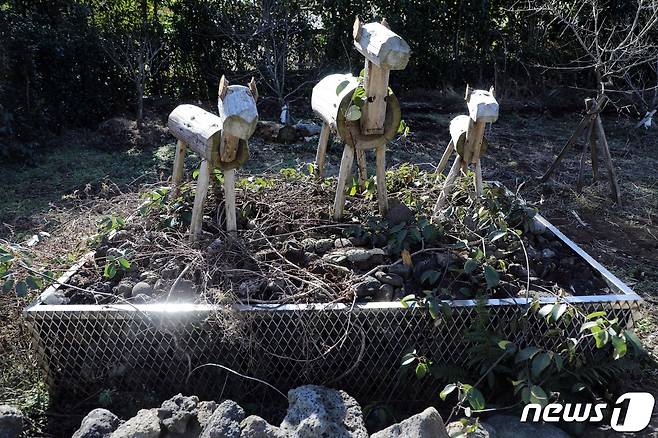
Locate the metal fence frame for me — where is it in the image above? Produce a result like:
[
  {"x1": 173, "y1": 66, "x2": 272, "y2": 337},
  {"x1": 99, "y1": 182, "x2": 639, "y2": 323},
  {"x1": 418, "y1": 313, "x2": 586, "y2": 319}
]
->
[{"x1": 23, "y1": 212, "x2": 642, "y2": 403}]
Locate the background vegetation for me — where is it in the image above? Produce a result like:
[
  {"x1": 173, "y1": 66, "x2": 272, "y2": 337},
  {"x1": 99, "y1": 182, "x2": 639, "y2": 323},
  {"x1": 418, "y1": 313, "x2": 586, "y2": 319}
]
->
[{"x1": 2, "y1": 0, "x2": 656, "y2": 162}]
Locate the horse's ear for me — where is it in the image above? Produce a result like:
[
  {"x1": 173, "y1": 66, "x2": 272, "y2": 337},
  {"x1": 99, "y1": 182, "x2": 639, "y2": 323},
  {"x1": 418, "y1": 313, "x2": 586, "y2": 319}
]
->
[
  {"x1": 353, "y1": 16, "x2": 362, "y2": 41},
  {"x1": 464, "y1": 84, "x2": 471, "y2": 101},
  {"x1": 248, "y1": 77, "x2": 259, "y2": 102},
  {"x1": 218, "y1": 75, "x2": 229, "y2": 100},
  {"x1": 380, "y1": 18, "x2": 390, "y2": 29},
  {"x1": 489, "y1": 85, "x2": 495, "y2": 97}
]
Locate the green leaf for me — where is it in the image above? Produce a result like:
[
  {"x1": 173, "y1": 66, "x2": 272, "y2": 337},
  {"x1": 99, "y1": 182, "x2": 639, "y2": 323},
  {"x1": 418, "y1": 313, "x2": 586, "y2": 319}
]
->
[
  {"x1": 593, "y1": 329, "x2": 609, "y2": 348},
  {"x1": 464, "y1": 259, "x2": 478, "y2": 275},
  {"x1": 551, "y1": 303, "x2": 567, "y2": 322},
  {"x1": 572, "y1": 382, "x2": 587, "y2": 392},
  {"x1": 26, "y1": 275, "x2": 42, "y2": 290},
  {"x1": 466, "y1": 387, "x2": 485, "y2": 410},
  {"x1": 401, "y1": 352, "x2": 416, "y2": 366},
  {"x1": 483, "y1": 265, "x2": 500, "y2": 289},
  {"x1": 415, "y1": 362, "x2": 428, "y2": 378},
  {"x1": 538, "y1": 304, "x2": 553, "y2": 318},
  {"x1": 2, "y1": 278, "x2": 15, "y2": 293},
  {"x1": 400, "y1": 294, "x2": 416, "y2": 308},
  {"x1": 531, "y1": 352, "x2": 552, "y2": 378},
  {"x1": 104, "y1": 263, "x2": 117, "y2": 279},
  {"x1": 554, "y1": 354, "x2": 564, "y2": 372},
  {"x1": 515, "y1": 346, "x2": 541, "y2": 363},
  {"x1": 420, "y1": 270, "x2": 440, "y2": 285},
  {"x1": 586, "y1": 311, "x2": 607, "y2": 320},
  {"x1": 345, "y1": 105, "x2": 362, "y2": 121},
  {"x1": 15, "y1": 280, "x2": 28, "y2": 297},
  {"x1": 624, "y1": 330, "x2": 643, "y2": 352},
  {"x1": 336, "y1": 80, "x2": 350, "y2": 95},
  {"x1": 118, "y1": 257, "x2": 131, "y2": 269},
  {"x1": 611, "y1": 335, "x2": 627, "y2": 359},
  {"x1": 498, "y1": 340, "x2": 517, "y2": 353},
  {"x1": 530, "y1": 385, "x2": 548, "y2": 406},
  {"x1": 489, "y1": 230, "x2": 506, "y2": 243},
  {"x1": 580, "y1": 321, "x2": 598, "y2": 332},
  {"x1": 440, "y1": 383, "x2": 457, "y2": 401}
]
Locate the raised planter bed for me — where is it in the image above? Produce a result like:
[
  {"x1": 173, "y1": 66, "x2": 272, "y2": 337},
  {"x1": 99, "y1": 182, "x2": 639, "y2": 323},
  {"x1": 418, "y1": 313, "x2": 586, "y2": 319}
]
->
[{"x1": 23, "y1": 211, "x2": 641, "y2": 404}]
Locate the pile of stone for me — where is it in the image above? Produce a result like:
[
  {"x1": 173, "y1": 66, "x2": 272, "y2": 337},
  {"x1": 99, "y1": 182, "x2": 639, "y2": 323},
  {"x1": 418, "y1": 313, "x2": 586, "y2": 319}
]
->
[{"x1": 0, "y1": 385, "x2": 576, "y2": 438}]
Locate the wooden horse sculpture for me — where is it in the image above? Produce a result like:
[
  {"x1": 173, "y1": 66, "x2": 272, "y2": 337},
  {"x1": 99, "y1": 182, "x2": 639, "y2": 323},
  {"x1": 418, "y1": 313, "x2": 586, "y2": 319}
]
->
[
  {"x1": 434, "y1": 87, "x2": 499, "y2": 214},
  {"x1": 167, "y1": 76, "x2": 259, "y2": 240},
  {"x1": 312, "y1": 18, "x2": 411, "y2": 220}
]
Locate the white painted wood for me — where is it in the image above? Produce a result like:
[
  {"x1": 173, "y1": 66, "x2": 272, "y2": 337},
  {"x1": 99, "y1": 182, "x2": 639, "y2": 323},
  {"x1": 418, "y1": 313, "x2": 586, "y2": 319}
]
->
[
  {"x1": 449, "y1": 115, "x2": 471, "y2": 154},
  {"x1": 353, "y1": 21, "x2": 411, "y2": 70},
  {"x1": 189, "y1": 160, "x2": 211, "y2": 241},
  {"x1": 467, "y1": 89, "x2": 499, "y2": 123},
  {"x1": 171, "y1": 140, "x2": 187, "y2": 197},
  {"x1": 375, "y1": 144, "x2": 389, "y2": 215},
  {"x1": 218, "y1": 85, "x2": 259, "y2": 140},
  {"x1": 333, "y1": 145, "x2": 355, "y2": 220},
  {"x1": 168, "y1": 104, "x2": 222, "y2": 165},
  {"x1": 315, "y1": 122, "x2": 330, "y2": 178},
  {"x1": 311, "y1": 74, "x2": 359, "y2": 131},
  {"x1": 223, "y1": 168, "x2": 237, "y2": 234}
]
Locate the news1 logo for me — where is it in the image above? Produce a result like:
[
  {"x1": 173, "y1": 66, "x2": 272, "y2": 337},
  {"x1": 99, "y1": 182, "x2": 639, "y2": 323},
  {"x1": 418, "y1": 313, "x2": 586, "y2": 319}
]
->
[{"x1": 521, "y1": 392, "x2": 655, "y2": 432}]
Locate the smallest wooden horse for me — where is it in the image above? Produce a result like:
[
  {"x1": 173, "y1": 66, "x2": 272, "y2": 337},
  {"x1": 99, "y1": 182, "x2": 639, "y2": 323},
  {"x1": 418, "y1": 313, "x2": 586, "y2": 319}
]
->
[
  {"x1": 168, "y1": 76, "x2": 258, "y2": 240},
  {"x1": 434, "y1": 87, "x2": 499, "y2": 214}
]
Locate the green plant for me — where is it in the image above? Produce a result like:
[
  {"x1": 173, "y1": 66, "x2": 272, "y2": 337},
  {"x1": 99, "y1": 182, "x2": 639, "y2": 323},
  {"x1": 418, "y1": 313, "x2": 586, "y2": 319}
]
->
[
  {"x1": 103, "y1": 249, "x2": 131, "y2": 279},
  {"x1": 0, "y1": 243, "x2": 50, "y2": 298}
]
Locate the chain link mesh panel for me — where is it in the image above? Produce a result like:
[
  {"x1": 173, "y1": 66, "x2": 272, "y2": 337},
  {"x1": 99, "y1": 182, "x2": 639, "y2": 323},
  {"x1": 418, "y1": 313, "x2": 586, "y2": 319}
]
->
[{"x1": 24, "y1": 299, "x2": 639, "y2": 403}]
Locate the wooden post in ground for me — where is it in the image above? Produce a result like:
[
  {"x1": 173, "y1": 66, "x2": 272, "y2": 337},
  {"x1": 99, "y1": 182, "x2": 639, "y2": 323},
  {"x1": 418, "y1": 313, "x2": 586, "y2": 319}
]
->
[
  {"x1": 171, "y1": 140, "x2": 187, "y2": 198},
  {"x1": 315, "y1": 122, "x2": 330, "y2": 178},
  {"x1": 333, "y1": 145, "x2": 355, "y2": 219},
  {"x1": 593, "y1": 114, "x2": 622, "y2": 206}
]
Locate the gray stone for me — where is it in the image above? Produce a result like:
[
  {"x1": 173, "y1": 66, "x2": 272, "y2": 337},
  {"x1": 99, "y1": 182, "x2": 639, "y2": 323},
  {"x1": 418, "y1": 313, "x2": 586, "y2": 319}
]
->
[
  {"x1": 131, "y1": 282, "x2": 153, "y2": 297},
  {"x1": 354, "y1": 276, "x2": 381, "y2": 297},
  {"x1": 110, "y1": 409, "x2": 160, "y2": 438},
  {"x1": 529, "y1": 221, "x2": 546, "y2": 235},
  {"x1": 115, "y1": 280, "x2": 135, "y2": 298},
  {"x1": 139, "y1": 271, "x2": 159, "y2": 284},
  {"x1": 446, "y1": 420, "x2": 495, "y2": 438},
  {"x1": 72, "y1": 408, "x2": 121, "y2": 438},
  {"x1": 370, "y1": 407, "x2": 448, "y2": 438},
  {"x1": 162, "y1": 264, "x2": 180, "y2": 280},
  {"x1": 281, "y1": 385, "x2": 367, "y2": 438},
  {"x1": 106, "y1": 248, "x2": 124, "y2": 260},
  {"x1": 240, "y1": 416, "x2": 288, "y2": 438},
  {"x1": 157, "y1": 393, "x2": 199, "y2": 434},
  {"x1": 374, "y1": 271, "x2": 403, "y2": 287},
  {"x1": 345, "y1": 248, "x2": 385, "y2": 264},
  {"x1": 484, "y1": 415, "x2": 570, "y2": 438},
  {"x1": 334, "y1": 238, "x2": 353, "y2": 249},
  {"x1": 196, "y1": 401, "x2": 218, "y2": 429},
  {"x1": 385, "y1": 200, "x2": 414, "y2": 225},
  {"x1": 541, "y1": 248, "x2": 556, "y2": 259},
  {"x1": 375, "y1": 284, "x2": 395, "y2": 301},
  {"x1": 315, "y1": 239, "x2": 334, "y2": 254},
  {"x1": 41, "y1": 290, "x2": 69, "y2": 305},
  {"x1": 322, "y1": 252, "x2": 349, "y2": 266},
  {"x1": 388, "y1": 264, "x2": 412, "y2": 279},
  {"x1": 0, "y1": 405, "x2": 23, "y2": 438},
  {"x1": 130, "y1": 294, "x2": 152, "y2": 304},
  {"x1": 207, "y1": 238, "x2": 225, "y2": 255},
  {"x1": 108, "y1": 230, "x2": 130, "y2": 243},
  {"x1": 300, "y1": 238, "x2": 317, "y2": 253},
  {"x1": 200, "y1": 400, "x2": 245, "y2": 438}
]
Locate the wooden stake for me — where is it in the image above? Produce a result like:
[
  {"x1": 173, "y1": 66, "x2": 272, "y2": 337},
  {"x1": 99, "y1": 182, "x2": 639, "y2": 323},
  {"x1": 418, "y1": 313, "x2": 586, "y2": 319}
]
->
[
  {"x1": 375, "y1": 144, "x2": 389, "y2": 215},
  {"x1": 171, "y1": 140, "x2": 187, "y2": 198},
  {"x1": 590, "y1": 120, "x2": 599, "y2": 181},
  {"x1": 469, "y1": 120, "x2": 487, "y2": 197},
  {"x1": 435, "y1": 156, "x2": 463, "y2": 214},
  {"x1": 539, "y1": 116, "x2": 590, "y2": 182},
  {"x1": 593, "y1": 115, "x2": 622, "y2": 206},
  {"x1": 356, "y1": 149, "x2": 368, "y2": 190},
  {"x1": 189, "y1": 160, "x2": 211, "y2": 241},
  {"x1": 436, "y1": 140, "x2": 455, "y2": 176},
  {"x1": 333, "y1": 145, "x2": 355, "y2": 220},
  {"x1": 474, "y1": 159, "x2": 483, "y2": 197},
  {"x1": 223, "y1": 168, "x2": 237, "y2": 234},
  {"x1": 315, "y1": 122, "x2": 330, "y2": 178}
]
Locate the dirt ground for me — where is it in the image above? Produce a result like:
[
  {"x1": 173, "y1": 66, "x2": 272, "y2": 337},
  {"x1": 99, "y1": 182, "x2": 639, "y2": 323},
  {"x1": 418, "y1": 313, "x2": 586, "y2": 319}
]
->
[{"x1": 1, "y1": 98, "x2": 657, "y2": 435}]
